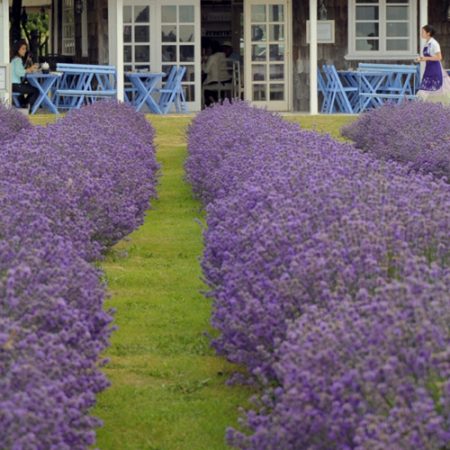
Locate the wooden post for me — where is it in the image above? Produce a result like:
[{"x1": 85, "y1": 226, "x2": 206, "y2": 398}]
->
[
  {"x1": 419, "y1": 0, "x2": 428, "y2": 77},
  {"x1": 309, "y1": 0, "x2": 318, "y2": 114},
  {"x1": 0, "y1": 0, "x2": 9, "y2": 64},
  {"x1": 108, "y1": 0, "x2": 124, "y2": 101}
]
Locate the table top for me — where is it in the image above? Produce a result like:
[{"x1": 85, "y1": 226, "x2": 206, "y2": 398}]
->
[
  {"x1": 125, "y1": 71, "x2": 165, "y2": 78},
  {"x1": 26, "y1": 71, "x2": 62, "y2": 78}
]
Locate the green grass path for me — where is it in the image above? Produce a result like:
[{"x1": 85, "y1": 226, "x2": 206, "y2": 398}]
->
[
  {"x1": 30, "y1": 113, "x2": 354, "y2": 450},
  {"x1": 92, "y1": 116, "x2": 253, "y2": 450}
]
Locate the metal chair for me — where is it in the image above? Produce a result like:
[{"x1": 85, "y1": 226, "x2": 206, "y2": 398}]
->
[
  {"x1": 158, "y1": 66, "x2": 188, "y2": 114},
  {"x1": 322, "y1": 65, "x2": 358, "y2": 114}
]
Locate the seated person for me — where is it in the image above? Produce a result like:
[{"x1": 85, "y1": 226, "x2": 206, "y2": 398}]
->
[
  {"x1": 203, "y1": 41, "x2": 231, "y2": 106},
  {"x1": 222, "y1": 42, "x2": 240, "y2": 63},
  {"x1": 10, "y1": 39, "x2": 39, "y2": 111}
]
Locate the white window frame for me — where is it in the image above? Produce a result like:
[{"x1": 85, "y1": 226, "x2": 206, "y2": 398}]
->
[
  {"x1": 62, "y1": 0, "x2": 75, "y2": 56},
  {"x1": 346, "y1": 0, "x2": 417, "y2": 60}
]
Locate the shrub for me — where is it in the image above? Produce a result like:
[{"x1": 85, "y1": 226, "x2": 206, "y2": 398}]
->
[
  {"x1": 0, "y1": 101, "x2": 159, "y2": 260},
  {"x1": 186, "y1": 102, "x2": 450, "y2": 449},
  {"x1": 0, "y1": 180, "x2": 112, "y2": 448},
  {"x1": 0, "y1": 103, "x2": 32, "y2": 143},
  {"x1": 191, "y1": 103, "x2": 450, "y2": 379},
  {"x1": 341, "y1": 102, "x2": 450, "y2": 181},
  {"x1": 0, "y1": 102, "x2": 158, "y2": 447},
  {"x1": 229, "y1": 262, "x2": 450, "y2": 450}
]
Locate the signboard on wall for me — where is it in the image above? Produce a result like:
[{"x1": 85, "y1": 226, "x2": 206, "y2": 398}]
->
[
  {"x1": 306, "y1": 20, "x2": 335, "y2": 44},
  {"x1": 0, "y1": 64, "x2": 10, "y2": 104}
]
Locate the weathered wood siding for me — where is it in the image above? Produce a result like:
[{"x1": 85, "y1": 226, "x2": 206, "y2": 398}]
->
[
  {"x1": 292, "y1": 0, "x2": 450, "y2": 111},
  {"x1": 87, "y1": 0, "x2": 108, "y2": 64}
]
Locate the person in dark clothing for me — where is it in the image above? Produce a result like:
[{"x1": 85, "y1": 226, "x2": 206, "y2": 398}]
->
[{"x1": 10, "y1": 39, "x2": 39, "y2": 111}]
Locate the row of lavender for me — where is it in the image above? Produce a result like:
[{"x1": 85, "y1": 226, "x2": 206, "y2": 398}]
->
[
  {"x1": 186, "y1": 102, "x2": 450, "y2": 449},
  {"x1": 0, "y1": 102, "x2": 158, "y2": 448},
  {"x1": 342, "y1": 101, "x2": 450, "y2": 181}
]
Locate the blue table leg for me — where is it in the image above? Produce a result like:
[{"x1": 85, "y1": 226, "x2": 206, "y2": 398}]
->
[
  {"x1": 133, "y1": 77, "x2": 162, "y2": 114},
  {"x1": 29, "y1": 77, "x2": 60, "y2": 115}
]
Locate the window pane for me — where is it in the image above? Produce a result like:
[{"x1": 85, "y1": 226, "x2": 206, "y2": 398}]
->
[
  {"x1": 135, "y1": 6, "x2": 149, "y2": 23},
  {"x1": 135, "y1": 45, "x2": 150, "y2": 62},
  {"x1": 252, "y1": 25, "x2": 266, "y2": 41},
  {"x1": 356, "y1": 22, "x2": 379, "y2": 38},
  {"x1": 162, "y1": 65, "x2": 174, "y2": 77},
  {"x1": 252, "y1": 44, "x2": 266, "y2": 61},
  {"x1": 270, "y1": 25, "x2": 284, "y2": 41},
  {"x1": 269, "y1": 5, "x2": 284, "y2": 22},
  {"x1": 387, "y1": 0, "x2": 408, "y2": 3},
  {"x1": 387, "y1": 6, "x2": 408, "y2": 20},
  {"x1": 269, "y1": 43, "x2": 284, "y2": 61},
  {"x1": 183, "y1": 65, "x2": 195, "y2": 82},
  {"x1": 184, "y1": 84, "x2": 195, "y2": 102},
  {"x1": 387, "y1": 22, "x2": 408, "y2": 37},
  {"x1": 356, "y1": 6, "x2": 379, "y2": 20},
  {"x1": 135, "y1": 64, "x2": 150, "y2": 72},
  {"x1": 356, "y1": 38, "x2": 379, "y2": 51},
  {"x1": 135, "y1": 25, "x2": 150, "y2": 43},
  {"x1": 180, "y1": 25, "x2": 195, "y2": 42},
  {"x1": 162, "y1": 5, "x2": 177, "y2": 23},
  {"x1": 253, "y1": 84, "x2": 266, "y2": 101},
  {"x1": 124, "y1": 45, "x2": 132, "y2": 63},
  {"x1": 179, "y1": 6, "x2": 194, "y2": 23},
  {"x1": 123, "y1": 25, "x2": 132, "y2": 43},
  {"x1": 270, "y1": 64, "x2": 284, "y2": 80},
  {"x1": 387, "y1": 39, "x2": 409, "y2": 51},
  {"x1": 270, "y1": 84, "x2": 284, "y2": 101},
  {"x1": 251, "y1": 5, "x2": 266, "y2": 22},
  {"x1": 252, "y1": 64, "x2": 266, "y2": 81},
  {"x1": 162, "y1": 25, "x2": 177, "y2": 42},
  {"x1": 180, "y1": 45, "x2": 195, "y2": 62},
  {"x1": 123, "y1": 6, "x2": 132, "y2": 23},
  {"x1": 356, "y1": 0, "x2": 378, "y2": 3},
  {"x1": 162, "y1": 45, "x2": 177, "y2": 62}
]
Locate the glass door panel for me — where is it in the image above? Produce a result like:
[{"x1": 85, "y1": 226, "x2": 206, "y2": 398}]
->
[
  {"x1": 244, "y1": 0, "x2": 290, "y2": 110},
  {"x1": 123, "y1": 0, "x2": 201, "y2": 112},
  {"x1": 160, "y1": 3, "x2": 198, "y2": 108}
]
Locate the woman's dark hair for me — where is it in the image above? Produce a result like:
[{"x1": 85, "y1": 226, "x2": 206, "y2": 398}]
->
[
  {"x1": 422, "y1": 25, "x2": 436, "y2": 37},
  {"x1": 11, "y1": 39, "x2": 28, "y2": 60}
]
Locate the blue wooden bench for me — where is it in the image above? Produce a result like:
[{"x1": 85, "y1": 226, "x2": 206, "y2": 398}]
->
[
  {"x1": 55, "y1": 63, "x2": 117, "y2": 110},
  {"x1": 357, "y1": 63, "x2": 417, "y2": 111}
]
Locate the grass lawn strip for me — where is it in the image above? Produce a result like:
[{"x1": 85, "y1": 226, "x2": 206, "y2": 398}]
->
[{"x1": 29, "y1": 113, "x2": 354, "y2": 450}]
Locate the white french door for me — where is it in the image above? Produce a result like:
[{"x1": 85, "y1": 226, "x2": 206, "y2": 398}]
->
[
  {"x1": 244, "y1": 0, "x2": 291, "y2": 111},
  {"x1": 123, "y1": 0, "x2": 201, "y2": 111}
]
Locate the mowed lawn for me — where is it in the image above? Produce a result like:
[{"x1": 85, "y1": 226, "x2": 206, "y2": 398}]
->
[{"x1": 29, "y1": 112, "x2": 355, "y2": 450}]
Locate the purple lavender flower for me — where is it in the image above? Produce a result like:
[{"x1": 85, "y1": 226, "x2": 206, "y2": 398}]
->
[
  {"x1": 0, "y1": 103, "x2": 32, "y2": 143},
  {"x1": 342, "y1": 102, "x2": 450, "y2": 181}
]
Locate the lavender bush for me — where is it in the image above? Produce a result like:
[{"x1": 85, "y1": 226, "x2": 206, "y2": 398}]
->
[
  {"x1": 0, "y1": 102, "x2": 158, "y2": 448},
  {"x1": 186, "y1": 102, "x2": 450, "y2": 448},
  {"x1": 0, "y1": 182, "x2": 112, "y2": 448},
  {"x1": 229, "y1": 261, "x2": 450, "y2": 450},
  {"x1": 189, "y1": 102, "x2": 449, "y2": 378},
  {"x1": 0, "y1": 101, "x2": 159, "y2": 260},
  {"x1": 0, "y1": 103, "x2": 31, "y2": 143},
  {"x1": 341, "y1": 102, "x2": 450, "y2": 181}
]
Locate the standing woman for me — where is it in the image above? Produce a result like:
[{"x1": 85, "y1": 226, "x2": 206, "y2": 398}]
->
[
  {"x1": 10, "y1": 39, "x2": 39, "y2": 111},
  {"x1": 416, "y1": 25, "x2": 450, "y2": 103}
]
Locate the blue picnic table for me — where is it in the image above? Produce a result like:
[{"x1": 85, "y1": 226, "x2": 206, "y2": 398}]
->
[
  {"x1": 319, "y1": 63, "x2": 418, "y2": 114},
  {"x1": 25, "y1": 72, "x2": 62, "y2": 115},
  {"x1": 125, "y1": 71, "x2": 166, "y2": 114}
]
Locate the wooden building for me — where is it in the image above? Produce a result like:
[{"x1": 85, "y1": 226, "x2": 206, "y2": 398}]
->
[{"x1": 1, "y1": 0, "x2": 450, "y2": 112}]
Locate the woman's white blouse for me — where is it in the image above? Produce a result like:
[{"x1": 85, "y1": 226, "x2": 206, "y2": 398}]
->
[{"x1": 425, "y1": 38, "x2": 441, "y2": 56}]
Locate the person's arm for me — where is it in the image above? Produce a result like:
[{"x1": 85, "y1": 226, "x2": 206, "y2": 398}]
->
[
  {"x1": 11, "y1": 57, "x2": 26, "y2": 81},
  {"x1": 418, "y1": 52, "x2": 442, "y2": 62},
  {"x1": 419, "y1": 40, "x2": 442, "y2": 62}
]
